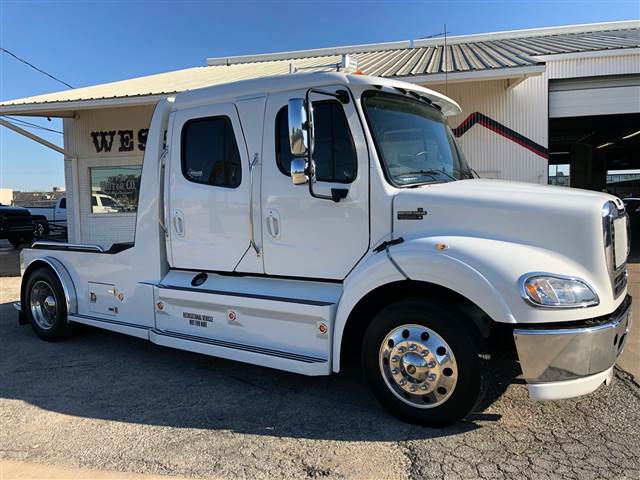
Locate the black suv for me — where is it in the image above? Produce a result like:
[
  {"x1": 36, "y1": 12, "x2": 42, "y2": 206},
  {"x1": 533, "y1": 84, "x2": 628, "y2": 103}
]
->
[{"x1": 0, "y1": 203, "x2": 34, "y2": 247}]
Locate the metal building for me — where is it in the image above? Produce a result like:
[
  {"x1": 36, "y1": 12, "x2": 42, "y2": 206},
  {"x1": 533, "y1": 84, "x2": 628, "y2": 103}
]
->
[{"x1": 1, "y1": 20, "x2": 638, "y2": 247}]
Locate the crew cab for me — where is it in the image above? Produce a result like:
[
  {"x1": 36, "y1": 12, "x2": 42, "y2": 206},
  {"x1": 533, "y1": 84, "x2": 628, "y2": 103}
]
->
[{"x1": 17, "y1": 73, "x2": 632, "y2": 426}]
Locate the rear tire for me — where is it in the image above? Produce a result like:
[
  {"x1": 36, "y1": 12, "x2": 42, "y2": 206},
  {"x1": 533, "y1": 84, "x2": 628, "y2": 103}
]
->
[
  {"x1": 362, "y1": 298, "x2": 489, "y2": 427},
  {"x1": 24, "y1": 267, "x2": 71, "y2": 341}
]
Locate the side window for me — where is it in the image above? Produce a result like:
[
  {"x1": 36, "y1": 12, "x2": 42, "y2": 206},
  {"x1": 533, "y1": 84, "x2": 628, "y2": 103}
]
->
[
  {"x1": 276, "y1": 101, "x2": 357, "y2": 183},
  {"x1": 182, "y1": 116, "x2": 242, "y2": 188},
  {"x1": 59, "y1": 198, "x2": 66, "y2": 209}
]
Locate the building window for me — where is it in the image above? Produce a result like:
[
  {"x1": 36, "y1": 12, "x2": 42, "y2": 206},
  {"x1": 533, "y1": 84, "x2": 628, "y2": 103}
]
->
[
  {"x1": 181, "y1": 116, "x2": 242, "y2": 188},
  {"x1": 276, "y1": 101, "x2": 357, "y2": 183},
  {"x1": 89, "y1": 166, "x2": 142, "y2": 214}
]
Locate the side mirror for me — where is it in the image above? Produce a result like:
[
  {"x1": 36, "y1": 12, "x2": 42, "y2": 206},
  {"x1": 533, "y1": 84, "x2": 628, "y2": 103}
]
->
[
  {"x1": 288, "y1": 98, "x2": 310, "y2": 156},
  {"x1": 290, "y1": 158, "x2": 308, "y2": 185}
]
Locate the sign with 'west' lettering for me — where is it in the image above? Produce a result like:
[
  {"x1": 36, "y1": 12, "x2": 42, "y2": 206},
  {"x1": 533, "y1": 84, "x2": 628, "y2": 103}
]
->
[{"x1": 90, "y1": 129, "x2": 149, "y2": 153}]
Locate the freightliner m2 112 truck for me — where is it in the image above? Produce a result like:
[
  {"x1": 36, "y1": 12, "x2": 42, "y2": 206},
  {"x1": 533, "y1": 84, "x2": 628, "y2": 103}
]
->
[{"x1": 17, "y1": 73, "x2": 632, "y2": 426}]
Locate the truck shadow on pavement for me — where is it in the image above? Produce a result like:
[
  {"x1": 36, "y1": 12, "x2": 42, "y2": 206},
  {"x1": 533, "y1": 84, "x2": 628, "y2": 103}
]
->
[{"x1": 0, "y1": 302, "x2": 519, "y2": 441}]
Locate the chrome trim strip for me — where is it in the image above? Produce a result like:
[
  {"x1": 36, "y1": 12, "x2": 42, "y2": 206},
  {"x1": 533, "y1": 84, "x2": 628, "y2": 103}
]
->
[
  {"x1": 519, "y1": 272, "x2": 599, "y2": 309},
  {"x1": 70, "y1": 313, "x2": 151, "y2": 330},
  {"x1": 32, "y1": 241, "x2": 105, "y2": 253},
  {"x1": 155, "y1": 329, "x2": 326, "y2": 363},
  {"x1": 156, "y1": 283, "x2": 335, "y2": 306}
]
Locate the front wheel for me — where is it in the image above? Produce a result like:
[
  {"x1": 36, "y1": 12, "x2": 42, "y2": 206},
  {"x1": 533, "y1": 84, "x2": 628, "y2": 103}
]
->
[
  {"x1": 8, "y1": 234, "x2": 33, "y2": 247},
  {"x1": 362, "y1": 299, "x2": 489, "y2": 427}
]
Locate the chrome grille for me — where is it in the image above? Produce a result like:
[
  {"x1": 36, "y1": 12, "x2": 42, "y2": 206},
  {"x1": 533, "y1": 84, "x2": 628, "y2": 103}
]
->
[{"x1": 603, "y1": 201, "x2": 628, "y2": 298}]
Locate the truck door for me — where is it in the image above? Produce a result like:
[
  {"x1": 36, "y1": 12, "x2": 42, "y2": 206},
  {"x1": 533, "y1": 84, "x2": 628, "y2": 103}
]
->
[
  {"x1": 261, "y1": 88, "x2": 370, "y2": 279},
  {"x1": 167, "y1": 103, "x2": 252, "y2": 272}
]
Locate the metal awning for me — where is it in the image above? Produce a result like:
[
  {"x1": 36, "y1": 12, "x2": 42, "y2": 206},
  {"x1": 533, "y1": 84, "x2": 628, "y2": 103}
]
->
[{"x1": 1, "y1": 20, "x2": 637, "y2": 118}]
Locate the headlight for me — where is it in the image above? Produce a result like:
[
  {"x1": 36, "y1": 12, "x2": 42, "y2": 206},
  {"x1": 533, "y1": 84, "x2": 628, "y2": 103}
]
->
[{"x1": 520, "y1": 274, "x2": 599, "y2": 308}]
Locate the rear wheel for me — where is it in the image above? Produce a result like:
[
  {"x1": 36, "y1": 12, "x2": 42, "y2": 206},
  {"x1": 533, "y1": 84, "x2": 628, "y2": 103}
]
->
[
  {"x1": 24, "y1": 268, "x2": 71, "y2": 341},
  {"x1": 362, "y1": 298, "x2": 488, "y2": 427}
]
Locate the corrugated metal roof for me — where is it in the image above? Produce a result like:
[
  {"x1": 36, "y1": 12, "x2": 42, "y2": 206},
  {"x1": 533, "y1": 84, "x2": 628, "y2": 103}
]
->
[{"x1": 1, "y1": 20, "x2": 638, "y2": 112}]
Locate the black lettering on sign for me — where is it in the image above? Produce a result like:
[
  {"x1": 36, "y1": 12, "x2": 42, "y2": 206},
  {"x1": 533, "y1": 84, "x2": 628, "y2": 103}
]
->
[
  {"x1": 138, "y1": 129, "x2": 148, "y2": 151},
  {"x1": 90, "y1": 131, "x2": 116, "y2": 153},
  {"x1": 397, "y1": 208, "x2": 426, "y2": 220},
  {"x1": 118, "y1": 130, "x2": 134, "y2": 152}
]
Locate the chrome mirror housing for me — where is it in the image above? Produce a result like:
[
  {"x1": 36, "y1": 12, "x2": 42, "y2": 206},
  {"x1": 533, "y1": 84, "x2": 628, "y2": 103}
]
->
[
  {"x1": 290, "y1": 158, "x2": 308, "y2": 185},
  {"x1": 288, "y1": 98, "x2": 309, "y2": 156}
]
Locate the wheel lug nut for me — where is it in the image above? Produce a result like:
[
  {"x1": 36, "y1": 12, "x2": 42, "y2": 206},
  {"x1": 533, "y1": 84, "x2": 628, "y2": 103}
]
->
[
  {"x1": 410, "y1": 385, "x2": 417, "y2": 392},
  {"x1": 398, "y1": 347, "x2": 406, "y2": 353},
  {"x1": 392, "y1": 368, "x2": 399, "y2": 374},
  {"x1": 409, "y1": 344, "x2": 417, "y2": 351},
  {"x1": 428, "y1": 361, "x2": 436, "y2": 368},
  {"x1": 420, "y1": 384, "x2": 428, "y2": 390},
  {"x1": 399, "y1": 379, "x2": 406, "y2": 385},
  {"x1": 428, "y1": 373, "x2": 437, "y2": 381},
  {"x1": 421, "y1": 350, "x2": 429, "y2": 356},
  {"x1": 392, "y1": 356, "x2": 400, "y2": 362}
]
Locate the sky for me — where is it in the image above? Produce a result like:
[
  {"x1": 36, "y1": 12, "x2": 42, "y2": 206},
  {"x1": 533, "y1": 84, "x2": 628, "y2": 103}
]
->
[{"x1": 1, "y1": 0, "x2": 638, "y2": 191}]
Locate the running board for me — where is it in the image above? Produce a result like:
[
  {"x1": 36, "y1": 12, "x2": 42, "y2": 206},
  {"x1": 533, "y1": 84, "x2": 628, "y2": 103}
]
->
[{"x1": 150, "y1": 329, "x2": 330, "y2": 376}]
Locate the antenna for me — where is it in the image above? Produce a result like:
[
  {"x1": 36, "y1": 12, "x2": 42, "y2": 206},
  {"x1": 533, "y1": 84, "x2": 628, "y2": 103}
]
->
[{"x1": 444, "y1": 23, "x2": 448, "y2": 96}]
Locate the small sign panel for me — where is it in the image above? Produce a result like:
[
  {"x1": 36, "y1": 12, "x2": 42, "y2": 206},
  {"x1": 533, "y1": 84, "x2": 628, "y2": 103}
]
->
[{"x1": 397, "y1": 208, "x2": 426, "y2": 220}]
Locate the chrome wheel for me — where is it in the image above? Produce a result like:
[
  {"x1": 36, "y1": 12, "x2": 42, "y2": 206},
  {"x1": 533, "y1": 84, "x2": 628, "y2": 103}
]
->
[
  {"x1": 29, "y1": 281, "x2": 57, "y2": 330},
  {"x1": 379, "y1": 324, "x2": 458, "y2": 409}
]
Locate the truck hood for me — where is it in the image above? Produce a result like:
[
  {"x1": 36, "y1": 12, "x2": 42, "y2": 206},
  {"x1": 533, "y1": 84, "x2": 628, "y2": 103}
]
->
[
  {"x1": 392, "y1": 179, "x2": 620, "y2": 277},
  {"x1": 0, "y1": 205, "x2": 31, "y2": 217}
]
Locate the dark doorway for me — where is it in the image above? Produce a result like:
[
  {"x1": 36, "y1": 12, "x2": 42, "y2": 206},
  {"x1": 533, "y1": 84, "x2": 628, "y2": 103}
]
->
[{"x1": 549, "y1": 113, "x2": 640, "y2": 261}]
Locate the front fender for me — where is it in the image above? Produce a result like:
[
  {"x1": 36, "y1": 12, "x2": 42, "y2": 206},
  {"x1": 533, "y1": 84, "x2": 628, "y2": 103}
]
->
[
  {"x1": 333, "y1": 235, "x2": 619, "y2": 372},
  {"x1": 391, "y1": 236, "x2": 619, "y2": 324}
]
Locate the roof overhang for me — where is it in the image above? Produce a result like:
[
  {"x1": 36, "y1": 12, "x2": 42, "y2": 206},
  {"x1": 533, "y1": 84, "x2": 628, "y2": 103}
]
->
[
  {"x1": 397, "y1": 64, "x2": 546, "y2": 86},
  {"x1": 0, "y1": 94, "x2": 165, "y2": 117}
]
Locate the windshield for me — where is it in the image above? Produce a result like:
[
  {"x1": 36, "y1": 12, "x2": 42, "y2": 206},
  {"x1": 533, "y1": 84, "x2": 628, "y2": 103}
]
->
[{"x1": 362, "y1": 91, "x2": 473, "y2": 186}]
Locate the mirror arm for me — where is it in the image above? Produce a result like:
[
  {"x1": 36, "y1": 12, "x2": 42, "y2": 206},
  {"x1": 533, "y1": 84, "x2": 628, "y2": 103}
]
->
[{"x1": 303, "y1": 88, "x2": 350, "y2": 203}]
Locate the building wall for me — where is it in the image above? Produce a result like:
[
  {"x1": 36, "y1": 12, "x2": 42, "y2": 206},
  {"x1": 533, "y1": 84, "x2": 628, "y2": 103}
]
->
[
  {"x1": 0, "y1": 188, "x2": 13, "y2": 205},
  {"x1": 427, "y1": 77, "x2": 548, "y2": 183},
  {"x1": 63, "y1": 105, "x2": 154, "y2": 247},
  {"x1": 421, "y1": 50, "x2": 640, "y2": 185}
]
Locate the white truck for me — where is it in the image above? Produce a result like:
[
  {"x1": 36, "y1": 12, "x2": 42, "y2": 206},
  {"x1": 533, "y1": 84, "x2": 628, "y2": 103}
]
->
[
  {"x1": 28, "y1": 197, "x2": 67, "y2": 238},
  {"x1": 17, "y1": 73, "x2": 632, "y2": 426}
]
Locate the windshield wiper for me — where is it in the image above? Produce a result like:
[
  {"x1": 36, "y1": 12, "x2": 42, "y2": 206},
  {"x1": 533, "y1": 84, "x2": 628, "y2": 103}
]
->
[{"x1": 401, "y1": 169, "x2": 457, "y2": 181}]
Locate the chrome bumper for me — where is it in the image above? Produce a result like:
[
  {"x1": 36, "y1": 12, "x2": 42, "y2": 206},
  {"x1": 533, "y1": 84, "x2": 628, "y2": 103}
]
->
[{"x1": 513, "y1": 295, "x2": 632, "y2": 396}]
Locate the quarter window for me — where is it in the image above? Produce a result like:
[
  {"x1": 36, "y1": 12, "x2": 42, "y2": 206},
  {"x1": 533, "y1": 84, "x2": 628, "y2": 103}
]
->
[
  {"x1": 276, "y1": 101, "x2": 357, "y2": 183},
  {"x1": 182, "y1": 116, "x2": 242, "y2": 188}
]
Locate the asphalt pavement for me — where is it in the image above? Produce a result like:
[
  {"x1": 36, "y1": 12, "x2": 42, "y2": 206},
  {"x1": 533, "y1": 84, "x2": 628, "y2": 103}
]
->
[{"x1": 0, "y1": 243, "x2": 639, "y2": 479}]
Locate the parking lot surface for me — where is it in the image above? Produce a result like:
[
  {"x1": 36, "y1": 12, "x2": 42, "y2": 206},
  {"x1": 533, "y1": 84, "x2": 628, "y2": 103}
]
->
[{"x1": 1, "y1": 245, "x2": 639, "y2": 479}]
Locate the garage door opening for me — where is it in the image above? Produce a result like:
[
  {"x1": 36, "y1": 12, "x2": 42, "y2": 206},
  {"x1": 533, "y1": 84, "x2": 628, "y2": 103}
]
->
[{"x1": 549, "y1": 112, "x2": 640, "y2": 260}]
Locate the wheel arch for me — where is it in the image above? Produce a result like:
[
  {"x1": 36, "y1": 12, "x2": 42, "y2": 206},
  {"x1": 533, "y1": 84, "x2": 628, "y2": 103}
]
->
[
  {"x1": 335, "y1": 279, "x2": 494, "y2": 372},
  {"x1": 21, "y1": 257, "x2": 77, "y2": 317}
]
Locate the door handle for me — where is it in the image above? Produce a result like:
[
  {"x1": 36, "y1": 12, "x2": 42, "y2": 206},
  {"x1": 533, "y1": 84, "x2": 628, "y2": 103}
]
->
[
  {"x1": 265, "y1": 209, "x2": 281, "y2": 239},
  {"x1": 172, "y1": 210, "x2": 185, "y2": 237}
]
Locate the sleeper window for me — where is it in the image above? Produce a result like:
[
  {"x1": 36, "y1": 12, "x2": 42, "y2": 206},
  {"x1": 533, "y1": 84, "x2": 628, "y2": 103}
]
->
[
  {"x1": 276, "y1": 101, "x2": 357, "y2": 183},
  {"x1": 182, "y1": 116, "x2": 242, "y2": 188}
]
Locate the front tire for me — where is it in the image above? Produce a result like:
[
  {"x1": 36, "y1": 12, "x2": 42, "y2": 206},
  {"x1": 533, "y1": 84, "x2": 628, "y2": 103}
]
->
[
  {"x1": 24, "y1": 268, "x2": 71, "y2": 341},
  {"x1": 362, "y1": 298, "x2": 488, "y2": 427},
  {"x1": 8, "y1": 234, "x2": 33, "y2": 247}
]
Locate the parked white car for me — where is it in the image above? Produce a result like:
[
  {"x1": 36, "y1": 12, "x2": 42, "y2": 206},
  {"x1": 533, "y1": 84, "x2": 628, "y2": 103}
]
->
[{"x1": 17, "y1": 73, "x2": 631, "y2": 426}]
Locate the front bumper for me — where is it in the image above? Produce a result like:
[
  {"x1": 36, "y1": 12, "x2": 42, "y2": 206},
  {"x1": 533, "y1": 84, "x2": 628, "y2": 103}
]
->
[{"x1": 513, "y1": 295, "x2": 632, "y2": 400}]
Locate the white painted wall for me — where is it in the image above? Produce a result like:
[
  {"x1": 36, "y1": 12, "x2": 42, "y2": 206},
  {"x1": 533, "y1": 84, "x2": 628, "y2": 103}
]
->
[
  {"x1": 426, "y1": 76, "x2": 548, "y2": 184},
  {"x1": 63, "y1": 105, "x2": 154, "y2": 247}
]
